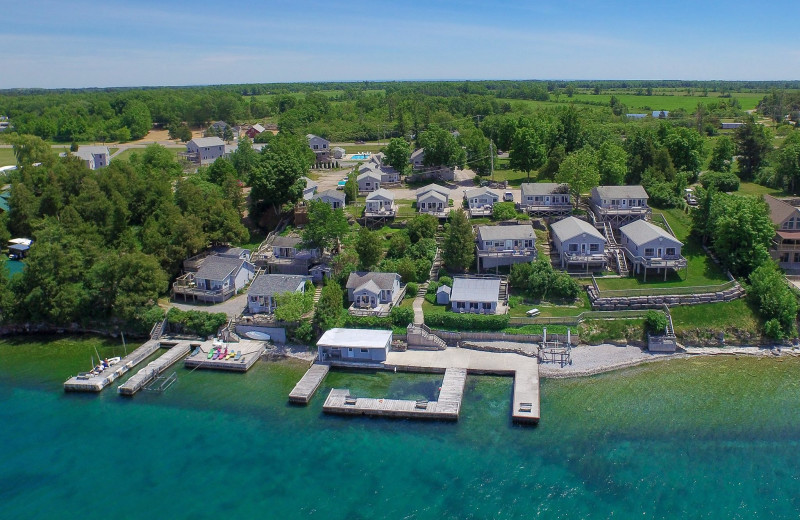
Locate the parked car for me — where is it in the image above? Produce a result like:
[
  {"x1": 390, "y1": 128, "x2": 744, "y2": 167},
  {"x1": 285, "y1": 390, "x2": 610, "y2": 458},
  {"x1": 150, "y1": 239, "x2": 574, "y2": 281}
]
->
[
  {"x1": 526, "y1": 308, "x2": 540, "y2": 317},
  {"x1": 503, "y1": 191, "x2": 514, "y2": 202}
]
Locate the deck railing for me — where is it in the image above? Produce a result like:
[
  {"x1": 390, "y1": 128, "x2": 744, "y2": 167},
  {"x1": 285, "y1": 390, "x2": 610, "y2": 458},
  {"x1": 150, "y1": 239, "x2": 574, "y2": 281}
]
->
[{"x1": 590, "y1": 275, "x2": 737, "y2": 298}]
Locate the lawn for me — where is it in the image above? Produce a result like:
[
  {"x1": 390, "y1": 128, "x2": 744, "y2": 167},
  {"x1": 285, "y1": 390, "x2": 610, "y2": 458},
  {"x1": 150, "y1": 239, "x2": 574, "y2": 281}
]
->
[
  {"x1": 0, "y1": 148, "x2": 16, "y2": 167},
  {"x1": 670, "y1": 299, "x2": 760, "y2": 334},
  {"x1": 113, "y1": 147, "x2": 182, "y2": 163},
  {"x1": 395, "y1": 199, "x2": 417, "y2": 219},
  {"x1": 507, "y1": 291, "x2": 591, "y2": 318},
  {"x1": 564, "y1": 92, "x2": 763, "y2": 112},
  {"x1": 735, "y1": 182, "x2": 788, "y2": 198},
  {"x1": 578, "y1": 318, "x2": 646, "y2": 344}
]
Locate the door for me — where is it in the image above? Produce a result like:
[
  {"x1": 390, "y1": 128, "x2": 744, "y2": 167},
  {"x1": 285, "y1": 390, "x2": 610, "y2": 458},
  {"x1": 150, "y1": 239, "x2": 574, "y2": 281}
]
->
[
  {"x1": 581, "y1": 243, "x2": 586, "y2": 254},
  {"x1": 657, "y1": 248, "x2": 663, "y2": 257}
]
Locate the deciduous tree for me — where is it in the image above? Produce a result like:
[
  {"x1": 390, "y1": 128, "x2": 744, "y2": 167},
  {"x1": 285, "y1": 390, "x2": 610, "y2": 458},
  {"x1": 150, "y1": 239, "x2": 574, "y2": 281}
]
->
[
  {"x1": 555, "y1": 146, "x2": 600, "y2": 205},
  {"x1": 442, "y1": 209, "x2": 474, "y2": 272}
]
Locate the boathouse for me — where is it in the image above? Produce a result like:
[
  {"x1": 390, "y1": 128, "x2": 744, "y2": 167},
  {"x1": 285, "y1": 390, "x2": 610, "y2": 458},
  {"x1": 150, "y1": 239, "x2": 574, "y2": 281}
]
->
[{"x1": 317, "y1": 328, "x2": 392, "y2": 363}]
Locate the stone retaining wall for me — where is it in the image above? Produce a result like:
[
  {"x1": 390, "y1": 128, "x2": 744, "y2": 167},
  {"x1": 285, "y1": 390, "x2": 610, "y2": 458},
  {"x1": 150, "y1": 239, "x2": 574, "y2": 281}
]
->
[
  {"x1": 588, "y1": 284, "x2": 745, "y2": 310},
  {"x1": 461, "y1": 341, "x2": 538, "y2": 358}
]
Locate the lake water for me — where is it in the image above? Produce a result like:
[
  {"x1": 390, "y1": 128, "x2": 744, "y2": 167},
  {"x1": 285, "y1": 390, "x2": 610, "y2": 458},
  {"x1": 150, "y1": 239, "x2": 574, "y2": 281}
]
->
[{"x1": 2, "y1": 336, "x2": 800, "y2": 519}]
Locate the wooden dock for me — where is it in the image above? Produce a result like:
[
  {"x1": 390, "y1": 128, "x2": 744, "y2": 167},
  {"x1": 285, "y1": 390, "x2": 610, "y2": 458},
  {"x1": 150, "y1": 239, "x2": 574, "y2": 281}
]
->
[
  {"x1": 511, "y1": 367, "x2": 540, "y2": 424},
  {"x1": 322, "y1": 367, "x2": 467, "y2": 421},
  {"x1": 183, "y1": 339, "x2": 264, "y2": 372},
  {"x1": 118, "y1": 341, "x2": 194, "y2": 396},
  {"x1": 289, "y1": 363, "x2": 330, "y2": 403},
  {"x1": 63, "y1": 339, "x2": 161, "y2": 392}
]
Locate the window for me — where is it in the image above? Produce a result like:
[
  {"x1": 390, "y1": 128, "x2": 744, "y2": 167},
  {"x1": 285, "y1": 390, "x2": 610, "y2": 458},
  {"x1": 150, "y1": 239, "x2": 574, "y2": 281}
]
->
[
  {"x1": 482, "y1": 303, "x2": 491, "y2": 310},
  {"x1": 589, "y1": 243, "x2": 599, "y2": 252},
  {"x1": 360, "y1": 349, "x2": 368, "y2": 353},
  {"x1": 781, "y1": 253, "x2": 790, "y2": 263},
  {"x1": 569, "y1": 244, "x2": 578, "y2": 252},
  {"x1": 313, "y1": 144, "x2": 319, "y2": 149},
  {"x1": 644, "y1": 248, "x2": 655, "y2": 257},
  {"x1": 611, "y1": 199, "x2": 619, "y2": 206},
  {"x1": 470, "y1": 302, "x2": 479, "y2": 309},
  {"x1": 457, "y1": 302, "x2": 465, "y2": 309},
  {"x1": 666, "y1": 248, "x2": 676, "y2": 256},
  {"x1": 524, "y1": 240, "x2": 533, "y2": 248},
  {"x1": 794, "y1": 253, "x2": 800, "y2": 263}
]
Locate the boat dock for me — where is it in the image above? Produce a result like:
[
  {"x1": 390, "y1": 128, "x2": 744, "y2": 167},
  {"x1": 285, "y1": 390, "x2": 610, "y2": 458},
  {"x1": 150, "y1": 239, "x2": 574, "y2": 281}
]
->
[
  {"x1": 323, "y1": 367, "x2": 467, "y2": 420},
  {"x1": 183, "y1": 339, "x2": 265, "y2": 372},
  {"x1": 118, "y1": 340, "x2": 195, "y2": 396},
  {"x1": 64, "y1": 339, "x2": 162, "y2": 392},
  {"x1": 289, "y1": 363, "x2": 330, "y2": 403},
  {"x1": 511, "y1": 366, "x2": 540, "y2": 423}
]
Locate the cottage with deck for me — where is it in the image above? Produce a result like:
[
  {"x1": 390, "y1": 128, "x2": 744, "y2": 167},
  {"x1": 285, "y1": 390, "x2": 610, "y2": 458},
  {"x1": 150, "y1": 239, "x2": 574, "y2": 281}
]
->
[
  {"x1": 619, "y1": 220, "x2": 686, "y2": 280},
  {"x1": 416, "y1": 184, "x2": 450, "y2": 217},
  {"x1": 464, "y1": 187, "x2": 500, "y2": 217},
  {"x1": 449, "y1": 277, "x2": 504, "y2": 314},
  {"x1": 520, "y1": 183, "x2": 571, "y2": 216},
  {"x1": 184, "y1": 137, "x2": 226, "y2": 165},
  {"x1": 263, "y1": 235, "x2": 321, "y2": 275},
  {"x1": 589, "y1": 185, "x2": 651, "y2": 229},
  {"x1": 317, "y1": 328, "x2": 392, "y2": 363},
  {"x1": 475, "y1": 224, "x2": 536, "y2": 272},
  {"x1": 307, "y1": 134, "x2": 330, "y2": 161},
  {"x1": 550, "y1": 217, "x2": 607, "y2": 271},
  {"x1": 74, "y1": 146, "x2": 110, "y2": 170},
  {"x1": 247, "y1": 274, "x2": 309, "y2": 314},
  {"x1": 173, "y1": 254, "x2": 255, "y2": 303},
  {"x1": 357, "y1": 170, "x2": 382, "y2": 192},
  {"x1": 313, "y1": 189, "x2": 345, "y2": 209},
  {"x1": 345, "y1": 272, "x2": 403, "y2": 316},
  {"x1": 364, "y1": 188, "x2": 397, "y2": 218},
  {"x1": 765, "y1": 195, "x2": 800, "y2": 274}
]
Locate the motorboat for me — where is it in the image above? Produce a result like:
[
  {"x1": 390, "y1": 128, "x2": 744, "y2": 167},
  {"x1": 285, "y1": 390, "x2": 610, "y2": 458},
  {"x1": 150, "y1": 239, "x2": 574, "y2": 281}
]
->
[{"x1": 245, "y1": 331, "x2": 271, "y2": 341}]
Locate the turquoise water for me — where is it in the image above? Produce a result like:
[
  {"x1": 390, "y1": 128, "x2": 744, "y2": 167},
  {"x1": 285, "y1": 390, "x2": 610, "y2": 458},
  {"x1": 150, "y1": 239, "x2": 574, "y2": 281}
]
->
[
  {"x1": 3, "y1": 257, "x2": 23, "y2": 277},
  {"x1": 2, "y1": 337, "x2": 800, "y2": 519},
  {"x1": 351, "y1": 154, "x2": 370, "y2": 160}
]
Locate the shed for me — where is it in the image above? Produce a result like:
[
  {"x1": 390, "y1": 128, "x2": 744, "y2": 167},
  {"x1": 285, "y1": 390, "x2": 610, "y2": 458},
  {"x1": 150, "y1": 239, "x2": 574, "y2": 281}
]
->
[
  {"x1": 436, "y1": 285, "x2": 451, "y2": 305},
  {"x1": 317, "y1": 328, "x2": 393, "y2": 362}
]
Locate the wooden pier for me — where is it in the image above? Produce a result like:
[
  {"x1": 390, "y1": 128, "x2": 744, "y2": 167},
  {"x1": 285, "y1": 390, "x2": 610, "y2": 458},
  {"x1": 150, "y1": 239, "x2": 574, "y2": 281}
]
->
[
  {"x1": 323, "y1": 367, "x2": 467, "y2": 421},
  {"x1": 63, "y1": 339, "x2": 161, "y2": 392},
  {"x1": 118, "y1": 341, "x2": 194, "y2": 396},
  {"x1": 511, "y1": 367, "x2": 540, "y2": 424},
  {"x1": 183, "y1": 339, "x2": 265, "y2": 372},
  {"x1": 289, "y1": 363, "x2": 330, "y2": 403}
]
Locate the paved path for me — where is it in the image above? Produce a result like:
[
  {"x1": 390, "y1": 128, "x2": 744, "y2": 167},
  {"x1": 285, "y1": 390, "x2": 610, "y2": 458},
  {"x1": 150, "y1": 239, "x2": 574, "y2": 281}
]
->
[
  {"x1": 412, "y1": 296, "x2": 424, "y2": 325},
  {"x1": 386, "y1": 347, "x2": 537, "y2": 373}
]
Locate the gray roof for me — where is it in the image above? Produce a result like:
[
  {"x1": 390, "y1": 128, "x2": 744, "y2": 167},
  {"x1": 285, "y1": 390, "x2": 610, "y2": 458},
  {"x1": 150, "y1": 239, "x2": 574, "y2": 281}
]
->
[
  {"x1": 477, "y1": 224, "x2": 534, "y2": 242},
  {"x1": 410, "y1": 148, "x2": 425, "y2": 162},
  {"x1": 272, "y1": 235, "x2": 302, "y2": 248},
  {"x1": 248, "y1": 274, "x2": 308, "y2": 297},
  {"x1": 550, "y1": 217, "x2": 605, "y2": 243},
  {"x1": 593, "y1": 185, "x2": 649, "y2": 200},
  {"x1": 314, "y1": 189, "x2": 346, "y2": 203},
  {"x1": 464, "y1": 187, "x2": 500, "y2": 200},
  {"x1": 416, "y1": 184, "x2": 450, "y2": 197},
  {"x1": 213, "y1": 246, "x2": 249, "y2": 258},
  {"x1": 366, "y1": 188, "x2": 395, "y2": 202},
  {"x1": 346, "y1": 271, "x2": 400, "y2": 291},
  {"x1": 357, "y1": 170, "x2": 382, "y2": 181},
  {"x1": 437, "y1": 285, "x2": 451, "y2": 295},
  {"x1": 521, "y1": 183, "x2": 567, "y2": 197},
  {"x1": 449, "y1": 277, "x2": 500, "y2": 303},
  {"x1": 620, "y1": 220, "x2": 682, "y2": 247},
  {"x1": 301, "y1": 176, "x2": 318, "y2": 190},
  {"x1": 190, "y1": 137, "x2": 225, "y2": 148},
  {"x1": 195, "y1": 256, "x2": 245, "y2": 282},
  {"x1": 306, "y1": 133, "x2": 329, "y2": 143},
  {"x1": 77, "y1": 145, "x2": 110, "y2": 155}
]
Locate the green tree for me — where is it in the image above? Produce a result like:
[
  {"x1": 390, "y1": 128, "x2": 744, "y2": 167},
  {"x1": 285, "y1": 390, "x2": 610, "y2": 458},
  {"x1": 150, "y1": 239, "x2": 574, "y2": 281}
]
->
[
  {"x1": 734, "y1": 119, "x2": 772, "y2": 181},
  {"x1": 418, "y1": 124, "x2": 466, "y2": 168},
  {"x1": 383, "y1": 137, "x2": 411, "y2": 173},
  {"x1": 597, "y1": 141, "x2": 628, "y2": 185},
  {"x1": 344, "y1": 174, "x2": 358, "y2": 203},
  {"x1": 708, "y1": 135, "x2": 734, "y2": 172},
  {"x1": 492, "y1": 202, "x2": 517, "y2": 220},
  {"x1": 121, "y1": 100, "x2": 152, "y2": 139},
  {"x1": 354, "y1": 226, "x2": 383, "y2": 269},
  {"x1": 229, "y1": 136, "x2": 259, "y2": 182},
  {"x1": 314, "y1": 279, "x2": 344, "y2": 333},
  {"x1": 748, "y1": 262, "x2": 798, "y2": 338},
  {"x1": 442, "y1": 209, "x2": 474, "y2": 272},
  {"x1": 774, "y1": 133, "x2": 800, "y2": 194},
  {"x1": 386, "y1": 231, "x2": 411, "y2": 259},
  {"x1": 555, "y1": 146, "x2": 600, "y2": 205},
  {"x1": 509, "y1": 126, "x2": 547, "y2": 181},
  {"x1": 459, "y1": 126, "x2": 492, "y2": 176},
  {"x1": 274, "y1": 289, "x2": 314, "y2": 323},
  {"x1": 407, "y1": 213, "x2": 438, "y2": 243},
  {"x1": 302, "y1": 200, "x2": 349, "y2": 251},
  {"x1": 250, "y1": 137, "x2": 309, "y2": 216}
]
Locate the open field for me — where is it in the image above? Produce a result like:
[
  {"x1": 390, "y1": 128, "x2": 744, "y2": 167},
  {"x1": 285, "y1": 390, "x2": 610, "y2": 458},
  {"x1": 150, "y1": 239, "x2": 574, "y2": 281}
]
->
[
  {"x1": 249, "y1": 89, "x2": 386, "y2": 102},
  {"x1": 670, "y1": 299, "x2": 760, "y2": 334},
  {"x1": 113, "y1": 147, "x2": 182, "y2": 163},
  {"x1": 735, "y1": 182, "x2": 788, "y2": 197},
  {"x1": 563, "y1": 92, "x2": 764, "y2": 112},
  {"x1": 0, "y1": 148, "x2": 16, "y2": 167}
]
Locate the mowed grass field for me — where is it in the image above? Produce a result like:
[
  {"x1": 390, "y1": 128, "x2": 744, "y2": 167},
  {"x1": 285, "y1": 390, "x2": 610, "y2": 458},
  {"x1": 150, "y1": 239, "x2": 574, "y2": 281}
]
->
[
  {"x1": 112, "y1": 147, "x2": 182, "y2": 163},
  {"x1": 248, "y1": 89, "x2": 386, "y2": 102},
  {"x1": 0, "y1": 148, "x2": 16, "y2": 167},
  {"x1": 563, "y1": 92, "x2": 764, "y2": 112}
]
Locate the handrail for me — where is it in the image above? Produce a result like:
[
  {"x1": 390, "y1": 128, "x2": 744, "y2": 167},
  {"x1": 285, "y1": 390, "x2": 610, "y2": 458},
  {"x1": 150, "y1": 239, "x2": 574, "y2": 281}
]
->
[{"x1": 592, "y1": 278, "x2": 737, "y2": 298}]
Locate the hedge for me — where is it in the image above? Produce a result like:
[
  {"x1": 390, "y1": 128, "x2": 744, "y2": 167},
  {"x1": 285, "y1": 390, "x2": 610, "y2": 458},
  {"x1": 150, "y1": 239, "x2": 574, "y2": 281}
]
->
[
  {"x1": 166, "y1": 308, "x2": 228, "y2": 338},
  {"x1": 424, "y1": 312, "x2": 510, "y2": 331}
]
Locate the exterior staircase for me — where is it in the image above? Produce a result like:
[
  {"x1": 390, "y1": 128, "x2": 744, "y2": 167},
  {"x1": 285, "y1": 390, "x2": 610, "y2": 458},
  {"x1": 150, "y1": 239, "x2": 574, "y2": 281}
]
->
[
  {"x1": 406, "y1": 323, "x2": 447, "y2": 350},
  {"x1": 429, "y1": 246, "x2": 443, "y2": 281},
  {"x1": 416, "y1": 281, "x2": 429, "y2": 298},
  {"x1": 603, "y1": 222, "x2": 630, "y2": 277},
  {"x1": 150, "y1": 318, "x2": 167, "y2": 340},
  {"x1": 313, "y1": 284, "x2": 323, "y2": 304}
]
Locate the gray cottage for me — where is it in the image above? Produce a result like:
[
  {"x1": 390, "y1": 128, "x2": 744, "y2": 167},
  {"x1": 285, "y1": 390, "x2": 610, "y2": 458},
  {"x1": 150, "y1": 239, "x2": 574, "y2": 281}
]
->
[
  {"x1": 416, "y1": 184, "x2": 450, "y2": 217},
  {"x1": 345, "y1": 271, "x2": 403, "y2": 316},
  {"x1": 550, "y1": 217, "x2": 607, "y2": 271},
  {"x1": 619, "y1": 220, "x2": 686, "y2": 280},
  {"x1": 264, "y1": 235, "x2": 321, "y2": 275},
  {"x1": 364, "y1": 188, "x2": 396, "y2": 218},
  {"x1": 307, "y1": 134, "x2": 330, "y2": 161},
  {"x1": 449, "y1": 277, "x2": 503, "y2": 314},
  {"x1": 74, "y1": 146, "x2": 110, "y2": 170},
  {"x1": 475, "y1": 224, "x2": 536, "y2": 272},
  {"x1": 317, "y1": 328, "x2": 392, "y2": 363},
  {"x1": 247, "y1": 274, "x2": 309, "y2": 314},
  {"x1": 464, "y1": 187, "x2": 500, "y2": 217},
  {"x1": 173, "y1": 255, "x2": 255, "y2": 303},
  {"x1": 184, "y1": 137, "x2": 226, "y2": 165},
  {"x1": 410, "y1": 148, "x2": 426, "y2": 170},
  {"x1": 313, "y1": 189, "x2": 346, "y2": 209},
  {"x1": 520, "y1": 183, "x2": 571, "y2": 217},
  {"x1": 357, "y1": 170, "x2": 382, "y2": 192},
  {"x1": 590, "y1": 185, "x2": 650, "y2": 229},
  {"x1": 301, "y1": 176, "x2": 318, "y2": 200}
]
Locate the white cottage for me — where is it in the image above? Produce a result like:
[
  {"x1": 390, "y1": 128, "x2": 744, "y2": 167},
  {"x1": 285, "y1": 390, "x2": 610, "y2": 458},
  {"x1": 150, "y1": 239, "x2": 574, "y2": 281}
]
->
[
  {"x1": 317, "y1": 328, "x2": 393, "y2": 362},
  {"x1": 550, "y1": 217, "x2": 607, "y2": 271},
  {"x1": 464, "y1": 187, "x2": 500, "y2": 216},
  {"x1": 416, "y1": 184, "x2": 450, "y2": 217}
]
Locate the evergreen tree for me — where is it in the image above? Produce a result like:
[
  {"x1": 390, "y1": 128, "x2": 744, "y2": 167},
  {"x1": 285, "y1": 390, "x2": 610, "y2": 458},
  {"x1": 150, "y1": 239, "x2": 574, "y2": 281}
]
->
[{"x1": 442, "y1": 209, "x2": 474, "y2": 272}]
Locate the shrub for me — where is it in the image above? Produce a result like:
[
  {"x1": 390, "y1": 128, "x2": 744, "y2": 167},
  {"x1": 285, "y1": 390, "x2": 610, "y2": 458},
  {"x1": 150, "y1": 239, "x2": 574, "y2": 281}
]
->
[
  {"x1": 424, "y1": 292, "x2": 437, "y2": 304},
  {"x1": 644, "y1": 310, "x2": 668, "y2": 334},
  {"x1": 763, "y1": 318, "x2": 784, "y2": 340},
  {"x1": 748, "y1": 262, "x2": 799, "y2": 337},
  {"x1": 407, "y1": 214, "x2": 438, "y2": 242},
  {"x1": 701, "y1": 170, "x2": 740, "y2": 192},
  {"x1": 492, "y1": 202, "x2": 517, "y2": 221},
  {"x1": 166, "y1": 308, "x2": 228, "y2": 338},
  {"x1": 342, "y1": 314, "x2": 392, "y2": 329},
  {"x1": 387, "y1": 231, "x2": 411, "y2": 259},
  {"x1": 410, "y1": 238, "x2": 437, "y2": 261},
  {"x1": 293, "y1": 320, "x2": 315, "y2": 344},
  {"x1": 438, "y1": 276, "x2": 453, "y2": 288},
  {"x1": 405, "y1": 282, "x2": 419, "y2": 297},
  {"x1": 427, "y1": 281, "x2": 440, "y2": 294},
  {"x1": 390, "y1": 306, "x2": 414, "y2": 327},
  {"x1": 425, "y1": 312, "x2": 510, "y2": 331},
  {"x1": 646, "y1": 181, "x2": 682, "y2": 208}
]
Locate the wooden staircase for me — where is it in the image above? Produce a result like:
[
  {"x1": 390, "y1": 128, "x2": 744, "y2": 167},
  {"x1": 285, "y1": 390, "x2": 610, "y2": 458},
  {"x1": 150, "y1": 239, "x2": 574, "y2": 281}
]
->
[
  {"x1": 313, "y1": 284, "x2": 323, "y2": 304},
  {"x1": 603, "y1": 222, "x2": 629, "y2": 277}
]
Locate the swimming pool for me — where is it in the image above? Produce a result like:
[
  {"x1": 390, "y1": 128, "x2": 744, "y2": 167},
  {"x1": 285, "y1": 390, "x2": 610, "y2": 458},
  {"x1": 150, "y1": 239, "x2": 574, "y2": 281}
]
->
[{"x1": 351, "y1": 154, "x2": 370, "y2": 160}]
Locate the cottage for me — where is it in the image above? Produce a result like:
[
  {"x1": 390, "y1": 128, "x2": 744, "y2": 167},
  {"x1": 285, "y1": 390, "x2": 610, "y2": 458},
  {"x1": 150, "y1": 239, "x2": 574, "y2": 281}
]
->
[
  {"x1": 619, "y1": 220, "x2": 686, "y2": 280},
  {"x1": 301, "y1": 176, "x2": 319, "y2": 200},
  {"x1": 313, "y1": 189, "x2": 346, "y2": 209},
  {"x1": 464, "y1": 187, "x2": 500, "y2": 217},
  {"x1": 213, "y1": 246, "x2": 251, "y2": 261},
  {"x1": 410, "y1": 148, "x2": 426, "y2": 170},
  {"x1": 307, "y1": 134, "x2": 330, "y2": 161},
  {"x1": 247, "y1": 274, "x2": 309, "y2": 314},
  {"x1": 520, "y1": 183, "x2": 571, "y2": 216},
  {"x1": 345, "y1": 272, "x2": 403, "y2": 316},
  {"x1": 173, "y1": 254, "x2": 256, "y2": 303},
  {"x1": 364, "y1": 188, "x2": 397, "y2": 217},
  {"x1": 184, "y1": 137, "x2": 226, "y2": 165},
  {"x1": 765, "y1": 195, "x2": 800, "y2": 274},
  {"x1": 449, "y1": 277, "x2": 503, "y2": 315},
  {"x1": 550, "y1": 217, "x2": 607, "y2": 271},
  {"x1": 245, "y1": 123, "x2": 265, "y2": 139},
  {"x1": 589, "y1": 185, "x2": 650, "y2": 228},
  {"x1": 357, "y1": 170, "x2": 382, "y2": 192},
  {"x1": 416, "y1": 184, "x2": 450, "y2": 217},
  {"x1": 209, "y1": 121, "x2": 232, "y2": 135},
  {"x1": 317, "y1": 328, "x2": 393, "y2": 363},
  {"x1": 475, "y1": 224, "x2": 536, "y2": 272},
  {"x1": 74, "y1": 146, "x2": 110, "y2": 170},
  {"x1": 264, "y1": 235, "x2": 321, "y2": 275}
]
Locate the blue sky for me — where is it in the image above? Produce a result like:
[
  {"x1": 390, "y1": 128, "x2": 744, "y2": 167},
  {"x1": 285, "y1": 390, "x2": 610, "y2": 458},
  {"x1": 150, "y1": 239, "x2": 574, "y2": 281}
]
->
[{"x1": 1, "y1": 0, "x2": 798, "y2": 89}]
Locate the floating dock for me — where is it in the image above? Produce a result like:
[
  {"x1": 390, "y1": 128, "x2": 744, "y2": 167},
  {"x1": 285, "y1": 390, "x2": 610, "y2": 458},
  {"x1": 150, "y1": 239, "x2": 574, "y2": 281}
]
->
[
  {"x1": 289, "y1": 363, "x2": 330, "y2": 403},
  {"x1": 323, "y1": 367, "x2": 467, "y2": 420},
  {"x1": 64, "y1": 339, "x2": 161, "y2": 392},
  {"x1": 183, "y1": 339, "x2": 265, "y2": 372},
  {"x1": 118, "y1": 341, "x2": 194, "y2": 396}
]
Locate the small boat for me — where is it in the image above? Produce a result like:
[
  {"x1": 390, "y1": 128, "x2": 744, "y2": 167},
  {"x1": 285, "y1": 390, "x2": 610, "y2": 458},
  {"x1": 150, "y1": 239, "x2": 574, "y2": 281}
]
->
[
  {"x1": 189, "y1": 347, "x2": 200, "y2": 357},
  {"x1": 208, "y1": 348, "x2": 217, "y2": 360},
  {"x1": 245, "y1": 331, "x2": 271, "y2": 341},
  {"x1": 233, "y1": 351, "x2": 241, "y2": 361},
  {"x1": 107, "y1": 357, "x2": 121, "y2": 365}
]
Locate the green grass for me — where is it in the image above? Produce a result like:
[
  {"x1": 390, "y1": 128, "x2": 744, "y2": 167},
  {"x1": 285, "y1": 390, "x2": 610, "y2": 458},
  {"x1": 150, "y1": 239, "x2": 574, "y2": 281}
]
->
[
  {"x1": 0, "y1": 148, "x2": 16, "y2": 167},
  {"x1": 395, "y1": 199, "x2": 417, "y2": 219},
  {"x1": 113, "y1": 147, "x2": 182, "y2": 163},
  {"x1": 735, "y1": 182, "x2": 788, "y2": 198},
  {"x1": 670, "y1": 299, "x2": 760, "y2": 334},
  {"x1": 502, "y1": 324, "x2": 568, "y2": 335},
  {"x1": 578, "y1": 318, "x2": 646, "y2": 344},
  {"x1": 235, "y1": 229, "x2": 267, "y2": 251},
  {"x1": 563, "y1": 92, "x2": 764, "y2": 112},
  {"x1": 507, "y1": 291, "x2": 591, "y2": 317}
]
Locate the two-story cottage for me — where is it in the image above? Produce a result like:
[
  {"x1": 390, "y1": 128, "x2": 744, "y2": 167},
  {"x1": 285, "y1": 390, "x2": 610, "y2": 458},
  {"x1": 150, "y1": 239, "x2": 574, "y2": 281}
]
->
[
  {"x1": 357, "y1": 170, "x2": 383, "y2": 192},
  {"x1": 313, "y1": 189, "x2": 346, "y2": 209},
  {"x1": 590, "y1": 185, "x2": 651, "y2": 229},
  {"x1": 449, "y1": 277, "x2": 504, "y2": 315},
  {"x1": 416, "y1": 184, "x2": 451, "y2": 218},
  {"x1": 359, "y1": 162, "x2": 400, "y2": 184},
  {"x1": 520, "y1": 183, "x2": 571, "y2": 217},
  {"x1": 345, "y1": 272, "x2": 404, "y2": 316},
  {"x1": 475, "y1": 224, "x2": 536, "y2": 272},
  {"x1": 74, "y1": 146, "x2": 110, "y2": 170},
  {"x1": 307, "y1": 134, "x2": 330, "y2": 161},
  {"x1": 184, "y1": 137, "x2": 226, "y2": 165},
  {"x1": 262, "y1": 235, "x2": 321, "y2": 275},
  {"x1": 619, "y1": 220, "x2": 686, "y2": 281},
  {"x1": 245, "y1": 123, "x2": 265, "y2": 139},
  {"x1": 173, "y1": 254, "x2": 255, "y2": 303},
  {"x1": 364, "y1": 188, "x2": 397, "y2": 218},
  {"x1": 410, "y1": 148, "x2": 426, "y2": 170},
  {"x1": 246, "y1": 274, "x2": 309, "y2": 314},
  {"x1": 550, "y1": 217, "x2": 607, "y2": 271},
  {"x1": 464, "y1": 187, "x2": 501, "y2": 217},
  {"x1": 764, "y1": 195, "x2": 800, "y2": 273}
]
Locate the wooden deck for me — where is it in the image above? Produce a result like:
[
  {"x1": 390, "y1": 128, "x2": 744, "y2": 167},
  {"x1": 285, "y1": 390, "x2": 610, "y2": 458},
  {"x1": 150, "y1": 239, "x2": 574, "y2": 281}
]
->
[
  {"x1": 289, "y1": 363, "x2": 330, "y2": 404},
  {"x1": 63, "y1": 339, "x2": 161, "y2": 392},
  {"x1": 118, "y1": 341, "x2": 194, "y2": 396},
  {"x1": 183, "y1": 339, "x2": 264, "y2": 372},
  {"x1": 322, "y1": 367, "x2": 467, "y2": 421}
]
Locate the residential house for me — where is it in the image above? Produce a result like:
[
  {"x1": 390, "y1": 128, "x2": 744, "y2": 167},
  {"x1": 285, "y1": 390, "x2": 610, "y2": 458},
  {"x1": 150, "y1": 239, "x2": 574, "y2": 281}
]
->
[
  {"x1": 345, "y1": 272, "x2": 404, "y2": 316},
  {"x1": 765, "y1": 195, "x2": 800, "y2": 274},
  {"x1": 74, "y1": 146, "x2": 110, "y2": 170},
  {"x1": 317, "y1": 328, "x2": 393, "y2": 363},
  {"x1": 520, "y1": 183, "x2": 571, "y2": 216},
  {"x1": 184, "y1": 137, "x2": 226, "y2": 165},
  {"x1": 332, "y1": 147, "x2": 346, "y2": 159},
  {"x1": 360, "y1": 162, "x2": 399, "y2": 184},
  {"x1": 652, "y1": 111, "x2": 670, "y2": 118},
  {"x1": 364, "y1": 188, "x2": 397, "y2": 218},
  {"x1": 247, "y1": 274, "x2": 309, "y2": 314},
  {"x1": 261, "y1": 235, "x2": 321, "y2": 275},
  {"x1": 464, "y1": 187, "x2": 500, "y2": 217},
  {"x1": 449, "y1": 277, "x2": 504, "y2": 315},
  {"x1": 626, "y1": 114, "x2": 647, "y2": 120},
  {"x1": 589, "y1": 185, "x2": 650, "y2": 229},
  {"x1": 416, "y1": 184, "x2": 450, "y2": 217},
  {"x1": 550, "y1": 216, "x2": 607, "y2": 271},
  {"x1": 313, "y1": 189, "x2": 346, "y2": 209},
  {"x1": 301, "y1": 176, "x2": 319, "y2": 200},
  {"x1": 410, "y1": 148, "x2": 426, "y2": 170},
  {"x1": 307, "y1": 134, "x2": 330, "y2": 161},
  {"x1": 619, "y1": 220, "x2": 686, "y2": 280},
  {"x1": 357, "y1": 170, "x2": 383, "y2": 192},
  {"x1": 208, "y1": 120, "x2": 232, "y2": 137},
  {"x1": 245, "y1": 123, "x2": 265, "y2": 139},
  {"x1": 475, "y1": 224, "x2": 536, "y2": 272},
  {"x1": 173, "y1": 254, "x2": 256, "y2": 303}
]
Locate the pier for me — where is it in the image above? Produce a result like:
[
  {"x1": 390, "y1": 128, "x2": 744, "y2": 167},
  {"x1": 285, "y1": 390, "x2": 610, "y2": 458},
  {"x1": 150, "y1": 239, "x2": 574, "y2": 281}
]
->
[
  {"x1": 323, "y1": 367, "x2": 467, "y2": 420},
  {"x1": 64, "y1": 339, "x2": 161, "y2": 392},
  {"x1": 183, "y1": 339, "x2": 265, "y2": 372},
  {"x1": 289, "y1": 363, "x2": 329, "y2": 403},
  {"x1": 118, "y1": 341, "x2": 194, "y2": 396}
]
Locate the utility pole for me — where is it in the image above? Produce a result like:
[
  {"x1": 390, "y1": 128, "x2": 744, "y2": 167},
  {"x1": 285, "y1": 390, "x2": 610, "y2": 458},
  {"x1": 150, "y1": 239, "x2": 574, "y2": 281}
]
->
[{"x1": 490, "y1": 140, "x2": 494, "y2": 184}]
